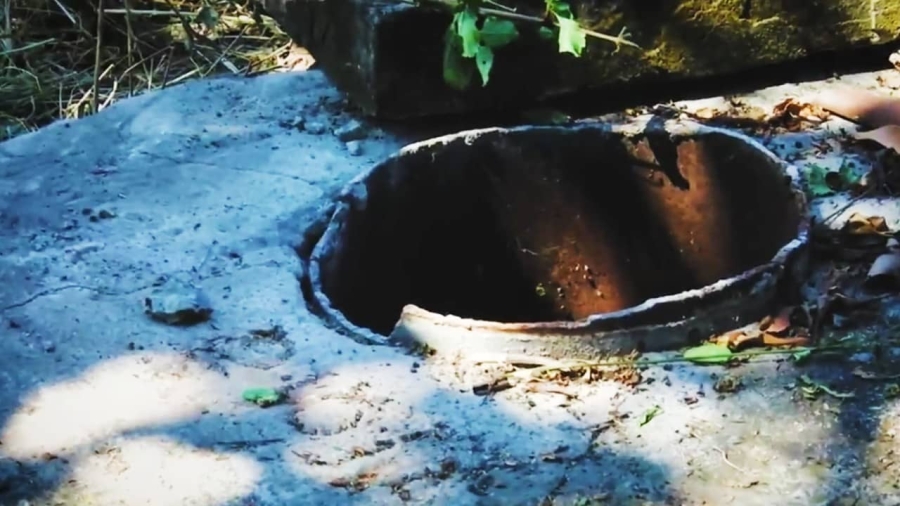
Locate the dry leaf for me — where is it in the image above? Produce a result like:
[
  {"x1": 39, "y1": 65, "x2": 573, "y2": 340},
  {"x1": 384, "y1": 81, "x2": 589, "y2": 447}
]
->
[
  {"x1": 810, "y1": 86, "x2": 900, "y2": 129},
  {"x1": 693, "y1": 107, "x2": 720, "y2": 120},
  {"x1": 713, "y1": 375, "x2": 742, "y2": 393},
  {"x1": 714, "y1": 330, "x2": 760, "y2": 350},
  {"x1": 853, "y1": 125, "x2": 900, "y2": 153},
  {"x1": 842, "y1": 213, "x2": 892, "y2": 237},
  {"x1": 759, "y1": 307, "x2": 793, "y2": 335},
  {"x1": 761, "y1": 333, "x2": 810, "y2": 347},
  {"x1": 768, "y1": 97, "x2": 829, "y2": 130}
]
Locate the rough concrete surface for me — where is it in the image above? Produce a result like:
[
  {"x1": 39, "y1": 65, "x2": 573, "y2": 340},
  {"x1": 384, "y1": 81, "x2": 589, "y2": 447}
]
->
[{"x1": 3, "y1": 68, "x2": 900, "y2": 506}]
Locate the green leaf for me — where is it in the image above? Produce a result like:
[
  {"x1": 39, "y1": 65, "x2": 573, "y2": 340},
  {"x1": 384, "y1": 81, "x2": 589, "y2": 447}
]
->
[
  {"x1": 791, "y1": 347, "x2": 812, "y2": 363},
  {"x1": 555, "y1": 15, "x2": 586, "y2": 57},
  {"x1": 838, "y1": 160, "x2": 861, "y2": 187},
  {"x1": 683, "y1": 343, "x2": 734, "y2": 364},
  {"x1": 443, "y1": 26, "x2": 476, "y2": 90},
  {"x1": 195, "y1": 5, "x2": 219, "y2": 31},
  {"x1": 242, "y1": 387, "x2": 283, "y2": 407},
  {"x1": 538, "y1": 26, "x2": 555, "y2": 40},
  {"x1": 480, "y1": 17, "x2": 519, "y2": 48},
  {"x1": 798, "y1": 375, "x2": 855, "y2": 399},
  {"x1": 639, "y1": 405, "x2": 662, "y2": 427},
  {"x1": 547, "y1": 0, "x2": 573, "y2": 18},
  {"x1": 475, "y1": 45, "x2": 494, "y2": 86},
  {"x1": 804, "y1": 163, "x2": 834, "y2": 197},
  {"x1": 454, "y1": 9, "x2": 481, "y2": 58}
]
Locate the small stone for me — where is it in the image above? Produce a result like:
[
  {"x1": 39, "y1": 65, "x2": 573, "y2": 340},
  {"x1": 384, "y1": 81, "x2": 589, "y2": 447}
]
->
[
  {"x1": 334, "y1": 120, "x2": 366, "y2": 142},
  {"x1": 43, "y1": 341, "x2": 55, "y2": 353},
  {"x1": 289, "y1": 116, "x2": 305, "y2": 130},
  {"x1": 280, "y1": 116, "x2": 305, "y2": 130},
  {"x1": 305, "y1": 121, "x2": 327, "y2": 135},
  {"x1": 97, "y1": 209, "x2": 115, "y2": 220},
  {"x1": 345, "y1": 141, "x2": 363, "y2": 156},
  {"x1": 143, "y1": 278, "x2": 213, "y2": 326}
]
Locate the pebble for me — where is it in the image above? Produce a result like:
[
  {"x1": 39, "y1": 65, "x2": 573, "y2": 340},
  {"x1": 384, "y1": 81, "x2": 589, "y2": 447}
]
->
[
  {"x1": 346, "y1": 141, "x2": 363, "y2": 156},
  {"x1": 305, "y1": 121, "x2": 327, "y2": 135},
  {"x1": 334, "y1": 120, "x2": 366, "y2": 142}
]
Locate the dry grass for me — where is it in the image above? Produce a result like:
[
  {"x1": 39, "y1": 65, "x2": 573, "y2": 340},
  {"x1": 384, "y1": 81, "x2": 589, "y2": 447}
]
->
[{"x1": 0, "y1": 0, "x2": 303, "y2": 140}]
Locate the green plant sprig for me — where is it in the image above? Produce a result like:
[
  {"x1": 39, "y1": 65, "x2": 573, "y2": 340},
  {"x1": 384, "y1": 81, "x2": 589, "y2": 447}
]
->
[{"x1": 403, "y1": 0, "x2": 639, "y2": 90}]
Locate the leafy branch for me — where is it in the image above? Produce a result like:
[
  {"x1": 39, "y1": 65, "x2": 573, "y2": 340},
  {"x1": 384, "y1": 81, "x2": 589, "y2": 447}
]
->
[{"x1": 403, "y1": 0, "x2": 640, "y2": 90}]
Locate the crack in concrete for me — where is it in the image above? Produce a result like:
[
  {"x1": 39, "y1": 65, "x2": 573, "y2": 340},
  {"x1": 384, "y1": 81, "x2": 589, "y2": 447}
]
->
[{"x1": 1, "y1": 283, "x2": 154, "y2": 312}]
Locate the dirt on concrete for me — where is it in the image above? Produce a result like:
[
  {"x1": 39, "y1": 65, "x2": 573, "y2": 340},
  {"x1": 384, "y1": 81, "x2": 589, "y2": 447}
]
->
[{"x1": 2, "y1": 68, "x2": 900, "y2": 506}]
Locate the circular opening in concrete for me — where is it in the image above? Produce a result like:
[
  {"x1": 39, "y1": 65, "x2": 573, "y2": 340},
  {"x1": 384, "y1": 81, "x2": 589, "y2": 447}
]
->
[{"x1": 308, "y1": 118, "x2": 809, "y2": 357}]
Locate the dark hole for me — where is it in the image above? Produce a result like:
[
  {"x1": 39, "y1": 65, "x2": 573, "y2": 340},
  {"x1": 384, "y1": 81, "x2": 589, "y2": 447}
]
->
[{"x1": 313, "y1": 124, "x2": 803, "y2": 336}]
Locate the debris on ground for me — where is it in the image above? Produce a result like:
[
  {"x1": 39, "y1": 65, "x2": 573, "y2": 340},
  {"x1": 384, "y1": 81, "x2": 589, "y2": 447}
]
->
[
  {"x1": 242, "y1": 387, "x2": 284, "y2": 407},
  {"x1": 143, "y1": 277, "x2": 213, "y2": 325}
]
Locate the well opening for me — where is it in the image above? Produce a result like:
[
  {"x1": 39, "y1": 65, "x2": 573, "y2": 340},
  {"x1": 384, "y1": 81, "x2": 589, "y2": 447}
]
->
[{"x1": 310, "y1": 119, "x2": 807, "y2": 344}]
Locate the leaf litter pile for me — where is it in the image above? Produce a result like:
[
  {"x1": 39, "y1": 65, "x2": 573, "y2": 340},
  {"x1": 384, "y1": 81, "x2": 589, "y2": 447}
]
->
[
  {"x1": 474, "y1": 78, "x2": 900, "y2": 409},
  {"x1": 1, "y1": 0, "x2": 308, "y2": 141}
]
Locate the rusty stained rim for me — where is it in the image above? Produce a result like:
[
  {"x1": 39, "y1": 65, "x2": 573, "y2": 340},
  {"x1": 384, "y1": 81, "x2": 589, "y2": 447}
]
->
[{"x1": 307, "y1": 117, "x2": 811, "y2": 349}]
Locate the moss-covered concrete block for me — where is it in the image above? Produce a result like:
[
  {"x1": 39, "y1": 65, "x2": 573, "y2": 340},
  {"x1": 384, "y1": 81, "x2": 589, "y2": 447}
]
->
[{"x1": 261, "y1": 0, "x2": 900, "y2": 119}]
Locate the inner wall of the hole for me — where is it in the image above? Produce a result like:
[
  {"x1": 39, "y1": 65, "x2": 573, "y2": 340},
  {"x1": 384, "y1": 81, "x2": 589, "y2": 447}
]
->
[{"x1": 320, "y1": 127, "x2": 801, "y2": 336}]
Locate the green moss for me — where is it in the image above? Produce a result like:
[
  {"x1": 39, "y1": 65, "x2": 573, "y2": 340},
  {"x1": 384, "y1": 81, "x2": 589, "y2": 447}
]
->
[{"x1": 568, "y1": 0, "x2": 900, "y2": 84}]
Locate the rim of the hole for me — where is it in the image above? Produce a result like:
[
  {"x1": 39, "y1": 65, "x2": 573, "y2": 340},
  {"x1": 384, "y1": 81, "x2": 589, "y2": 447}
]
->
[{"x1": 306, "y1": 116, "x2": 811, "y2": 346}]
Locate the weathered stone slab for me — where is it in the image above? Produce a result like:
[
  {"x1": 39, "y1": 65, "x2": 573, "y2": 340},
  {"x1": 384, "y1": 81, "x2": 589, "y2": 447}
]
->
[{"x1": 262, "y1": 0, "x2": 900, "y2": 119}]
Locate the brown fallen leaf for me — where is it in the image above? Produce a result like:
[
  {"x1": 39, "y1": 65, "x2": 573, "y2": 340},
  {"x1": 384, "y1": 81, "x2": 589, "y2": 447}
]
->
[
  {"x1": 761, "y1": 333, "x2": 810, "y2": 347},
  {"x1": 854, "y1": 125, "x2": 900, "y2": 153},
  {"x1": 810, "y1": 86, "x2": 900, "y2": 129},
  {"x1": 768, "y1": 97, "x2": 830, "y2": 130},
  {"x1": 842, "y1": 212, "x2": 892, "y2": 237},
  {"x1": 714, "y1": 330, "x2": 761, "y2": 350},
  {"x1": 692, "y1": 107, "x2": 720, "y2": 120},
  {"x1": 329, "y1": 472, "x2": 379, "y2": 491},
  {"x1": 759, "y1": 307, "x2": 794, "y2": 336}
]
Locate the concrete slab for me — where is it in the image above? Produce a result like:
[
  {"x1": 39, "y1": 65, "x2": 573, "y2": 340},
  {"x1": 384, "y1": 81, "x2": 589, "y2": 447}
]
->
[{"x1": 2, "y1": 68, "x2": 900, "y2": 506}]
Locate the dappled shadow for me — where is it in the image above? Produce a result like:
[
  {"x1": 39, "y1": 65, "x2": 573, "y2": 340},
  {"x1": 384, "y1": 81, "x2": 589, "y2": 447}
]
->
[
  {"x1": 0, "y1": 343, "x2": 680, "y2": 504},
  {"x1": 1, "y1": 68, "x2": 899, "y2": 506},
  {"x1": 0, "y1": 71, "x2": 678, "y2": 503}
]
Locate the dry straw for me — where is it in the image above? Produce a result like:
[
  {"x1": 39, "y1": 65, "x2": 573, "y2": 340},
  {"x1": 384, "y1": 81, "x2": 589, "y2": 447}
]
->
[{"x1": 0, "y1": 0, "x2": 293, "y2": 140}]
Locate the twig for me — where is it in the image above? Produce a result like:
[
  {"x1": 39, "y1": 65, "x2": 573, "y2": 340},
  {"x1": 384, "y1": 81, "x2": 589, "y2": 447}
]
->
[
  {"x1": 713, "y1": 446, "x2": 747, "y2": 474},
  {"x1": 1, "y1": 0, "x2": 10, "y2": 51},
  {"x1": 92, "y1": 0, "x2": 105, "y2": 114},
  {"x1": 484, "y1": 0, "x2": 516, "y2": 11},
  {"x1": 820, "y1": 185, "x2": 874, "y2": 226},
  {"x1": 161, "y1": 46, "x2": 174, "y2": 88},
  {"x1": 122, "y1": 0, "x2": 135, "y2": 96},
  {"x1": 0, "y1": 38, "x2": 55, "y2": 56},
  {"x1": 402, "y1": 0, "x2": 640, "y2": 49},
  {"x1": 49, "y1": 0, "x2": 77, "y2": 25},
  {"x1": 473, "y1": 343, "x2": 865, "y2": 393},
  {"x1": 203, "y1": 26, "x2": 246, "y2": 76}
]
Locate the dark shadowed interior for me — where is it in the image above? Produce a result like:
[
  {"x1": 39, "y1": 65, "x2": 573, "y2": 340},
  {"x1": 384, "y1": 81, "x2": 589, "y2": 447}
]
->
[{"x1": 313, "y1": 122, "x2": 803, "y2": 335}]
